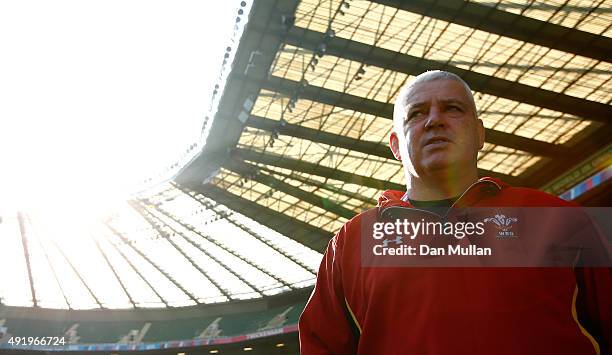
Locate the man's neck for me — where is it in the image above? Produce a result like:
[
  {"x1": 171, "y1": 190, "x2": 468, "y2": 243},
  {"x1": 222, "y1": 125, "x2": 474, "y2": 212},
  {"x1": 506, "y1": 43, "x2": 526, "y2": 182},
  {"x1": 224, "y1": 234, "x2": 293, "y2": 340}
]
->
[{"x1": 405, "y1": 169, "x2": 479, "y2": 201}]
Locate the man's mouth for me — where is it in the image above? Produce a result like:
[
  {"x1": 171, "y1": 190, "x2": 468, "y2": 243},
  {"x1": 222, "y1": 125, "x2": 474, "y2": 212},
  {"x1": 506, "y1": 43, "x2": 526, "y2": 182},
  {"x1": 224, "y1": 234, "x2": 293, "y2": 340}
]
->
[{"x1": 424, "y1": 136, "x2": 451, "y2": 147}]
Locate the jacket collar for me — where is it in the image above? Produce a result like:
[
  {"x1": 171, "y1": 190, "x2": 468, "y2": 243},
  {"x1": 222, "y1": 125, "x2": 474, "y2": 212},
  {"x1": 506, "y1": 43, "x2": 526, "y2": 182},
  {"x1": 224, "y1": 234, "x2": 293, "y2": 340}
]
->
[{"x1": 377, "y1": 177, "x2": 507, "y2": 214}]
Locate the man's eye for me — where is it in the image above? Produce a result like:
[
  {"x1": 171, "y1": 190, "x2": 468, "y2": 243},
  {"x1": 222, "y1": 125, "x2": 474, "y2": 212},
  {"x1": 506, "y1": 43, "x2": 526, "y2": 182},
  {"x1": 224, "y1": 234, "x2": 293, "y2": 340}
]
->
[
  {"x1": 447, "y1": 105, "x2": 462, "y2": 112},
  {"x1": 408, "y1": 111, "x2": 422, "y2": 119}
]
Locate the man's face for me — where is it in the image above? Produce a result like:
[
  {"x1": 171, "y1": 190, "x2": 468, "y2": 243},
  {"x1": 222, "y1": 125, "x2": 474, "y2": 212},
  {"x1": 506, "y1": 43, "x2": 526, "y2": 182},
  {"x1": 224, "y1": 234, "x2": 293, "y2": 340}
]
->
[{"x1": 390, "y1": 79, "x2": 484, "y2": 176}]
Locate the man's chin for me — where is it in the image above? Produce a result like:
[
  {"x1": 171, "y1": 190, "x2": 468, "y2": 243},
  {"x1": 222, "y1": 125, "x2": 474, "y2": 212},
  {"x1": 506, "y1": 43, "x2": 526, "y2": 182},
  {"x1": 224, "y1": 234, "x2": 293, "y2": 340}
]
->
[{"x1": 419, "y1": 158, "x2": 453, "y2": 174}]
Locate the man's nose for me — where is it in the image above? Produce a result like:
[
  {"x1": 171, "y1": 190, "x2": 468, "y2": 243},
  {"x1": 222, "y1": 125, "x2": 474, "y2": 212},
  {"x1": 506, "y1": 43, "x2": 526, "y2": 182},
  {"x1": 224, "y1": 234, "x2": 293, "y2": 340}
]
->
[{"x1": 424, "y1": 106, "x2": 445, "y2": 130}]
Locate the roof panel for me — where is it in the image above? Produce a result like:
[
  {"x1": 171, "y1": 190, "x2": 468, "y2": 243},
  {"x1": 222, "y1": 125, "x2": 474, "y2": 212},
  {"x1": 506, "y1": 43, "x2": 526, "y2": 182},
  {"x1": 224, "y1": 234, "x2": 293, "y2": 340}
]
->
[
  {"x1": 273, "y1": 45, "x2": 411, "y2": 103},
  {"x1": 149, "y1": 183, "x2": 322, "y2": 292},
  {"x1": 471, "y1": 0, "x2": 612, "y2": 38},
  {"x1": 213, "y1": 168, "x2": 347, "y2": 233},
  {"x1": 253, "y1": 90, "x2": 392, "y2": 144},
  {"x1": 269, "y1": 45, "x2": 596, "y2": 145},
  {"x1": 53, "y1": 236, "x2": 132, "y2": 309},
  {"x1": 476, "y1": 94, "x2": 597, "y2": 144},
  {"x1": 259, "y1": 167, "x2": 370, "y2": 212},
  {"x1": 251, "y1": 163, "x2": 379, "y2": 210},
  {"x1": 25, "y1": 229, "x2": 70, "y2": 309},
  {"x1": 478, "y1": 143, "x2": 544, "y2": 176},
  {"x1": 294, "y1": 0, "x2": 612, "y2": 104},
  {"x1": 111, "y1": 237, "x2": 196, "y2": 306},
  {"x1": 238, "y1": 127, "x2": 406, "y2": 182},
  {"x1": 94, "y1": 235, "x2": 165, "y2": 307}
]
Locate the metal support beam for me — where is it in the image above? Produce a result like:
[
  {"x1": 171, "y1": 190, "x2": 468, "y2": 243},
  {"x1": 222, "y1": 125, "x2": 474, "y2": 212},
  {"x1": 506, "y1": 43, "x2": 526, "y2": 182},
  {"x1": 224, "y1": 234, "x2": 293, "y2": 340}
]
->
[
  {"x1": 17, "y1": 213, "x2": 37, "y2": 308},
  {"x1": 232, "y1": 147, "x2": 405, "y2": 193},
  {"x1": 247, "y1": 115, "x2": 392, "y2": 158},
  {"x1": 371, "y1": 0, "x2": 612, "y2": 62},
  {"x1": 105, "y1": 223, "x2": 200, "y2": 304},
  {"x1": 254, "y1": 164, "x2": 374, "y2": 205},
  {"x1": 224, "y1": 158, "x2": 357, "y2": 220},
  {"x1": 275, "y1": 26, "x2": 611, "y2": 123},
  {"x1": 102, "y1": 234, "x2": 170, "y2": 307},
  {"x1": 181, "y1": 183, "x2": 332, "y2": 252},
  {"x1": 139, "y1": 200, "x2": 271, "y2": 296},
  {"x1": 145, "y1": 197, "x2": 288, "y2": 291},
  {"x1": 52, "y1": 240, "x2": 103, "y2": 308},
  {"x1": 173, "y1": 184, "x2": 319, "y2": 275},
  {"x1": 30, "y1": 216, "x2": 71, "y2": 309},
  {"x1": 130, "y1": 201, "x2": 232, "y2": 301},
  {"x1": 92, "y1": 237, "x2": 137, "y2": 308}
]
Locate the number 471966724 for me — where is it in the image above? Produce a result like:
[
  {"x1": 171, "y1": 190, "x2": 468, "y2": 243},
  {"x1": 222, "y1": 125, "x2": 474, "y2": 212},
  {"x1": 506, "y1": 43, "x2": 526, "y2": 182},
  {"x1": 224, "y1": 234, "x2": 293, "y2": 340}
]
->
[{"x1": 8, "y1": 336, "x2": 66, "y2": 346}]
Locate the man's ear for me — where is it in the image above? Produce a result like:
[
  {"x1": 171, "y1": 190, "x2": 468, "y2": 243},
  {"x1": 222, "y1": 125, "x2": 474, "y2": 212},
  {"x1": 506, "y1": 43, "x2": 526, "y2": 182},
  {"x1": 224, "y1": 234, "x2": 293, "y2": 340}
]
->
[
  {"x1": 390, "y1": 132, "x2": 401, "y2": 160},
  {"x1": 477, "y1": 119, "x2": 485, "y2": 149}
]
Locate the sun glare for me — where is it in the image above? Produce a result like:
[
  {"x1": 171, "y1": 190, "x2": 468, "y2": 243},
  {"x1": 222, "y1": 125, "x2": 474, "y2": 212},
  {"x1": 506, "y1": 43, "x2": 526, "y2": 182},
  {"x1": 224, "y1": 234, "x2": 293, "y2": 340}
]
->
[
  {"x1": 0, "y1": 0, "x2": 247, "y2": 309},
  {"x1": 0, "y1": 0, "x2": 238, "y2": 216}
]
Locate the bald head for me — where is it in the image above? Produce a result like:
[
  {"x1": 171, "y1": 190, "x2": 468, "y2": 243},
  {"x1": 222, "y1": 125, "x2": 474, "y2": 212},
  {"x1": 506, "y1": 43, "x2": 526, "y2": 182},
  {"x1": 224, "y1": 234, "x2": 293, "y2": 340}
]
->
[{"x1": 393, "y1": 71, "x2": 477, "y2": 134}]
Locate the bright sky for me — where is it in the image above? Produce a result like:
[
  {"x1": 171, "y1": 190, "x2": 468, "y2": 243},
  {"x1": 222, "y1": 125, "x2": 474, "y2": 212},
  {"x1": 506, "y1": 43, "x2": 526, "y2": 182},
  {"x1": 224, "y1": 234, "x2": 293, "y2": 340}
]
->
[
  {"x1": 0, "y1": 0, "x2": 240, "y2": 215},
  {"x1": 0, "y1": 1, "x2": 322, "y2": 311}
]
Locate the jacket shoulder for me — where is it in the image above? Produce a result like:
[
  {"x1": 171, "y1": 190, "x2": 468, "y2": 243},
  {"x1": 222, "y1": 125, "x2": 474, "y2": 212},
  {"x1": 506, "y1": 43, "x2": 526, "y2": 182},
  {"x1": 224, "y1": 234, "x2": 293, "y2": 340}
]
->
[{"x1": 331, "y1": 208, "x2": 379, "y2": 243}]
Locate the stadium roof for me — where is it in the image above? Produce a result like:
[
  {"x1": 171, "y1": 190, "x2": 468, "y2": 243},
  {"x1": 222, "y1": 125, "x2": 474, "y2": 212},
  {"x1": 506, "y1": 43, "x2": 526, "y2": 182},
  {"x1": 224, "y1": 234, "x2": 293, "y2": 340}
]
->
[
  {"x1": 183, "y1": 0, "x2": 611, "y2": 252},
  {"x1": 0, "y1": 182, "x2": 320, "y2": 309},
  {"x1": 1, "y1": 0, "x2": 610, "y2": 310}
]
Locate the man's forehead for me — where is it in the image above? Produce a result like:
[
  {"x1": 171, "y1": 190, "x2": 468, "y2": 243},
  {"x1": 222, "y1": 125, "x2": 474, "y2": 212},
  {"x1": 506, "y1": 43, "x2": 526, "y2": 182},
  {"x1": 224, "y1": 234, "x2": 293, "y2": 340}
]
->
[{"x1": 404, "y1": 79, "x2": 472, "y2": 106}]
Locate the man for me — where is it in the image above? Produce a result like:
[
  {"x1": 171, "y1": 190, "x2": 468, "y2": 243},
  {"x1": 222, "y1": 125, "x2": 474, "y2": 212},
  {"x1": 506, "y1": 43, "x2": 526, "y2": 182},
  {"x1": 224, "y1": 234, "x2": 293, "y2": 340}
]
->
[{"x1": 299, "y1": 71, "x2": 610, "y2": 354}]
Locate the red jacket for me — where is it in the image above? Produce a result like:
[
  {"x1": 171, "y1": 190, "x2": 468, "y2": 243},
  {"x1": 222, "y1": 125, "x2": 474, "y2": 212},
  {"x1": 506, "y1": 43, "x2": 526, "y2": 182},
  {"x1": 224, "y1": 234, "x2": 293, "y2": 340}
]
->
[{"x1": 299, "y1": 178, "x2": 611, "y2": 355}]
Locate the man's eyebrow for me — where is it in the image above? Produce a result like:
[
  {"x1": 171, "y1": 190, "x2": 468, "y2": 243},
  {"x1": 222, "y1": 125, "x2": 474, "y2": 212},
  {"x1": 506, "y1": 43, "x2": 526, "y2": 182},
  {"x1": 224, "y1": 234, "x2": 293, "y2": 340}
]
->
[
  {"x1": 440, "y1": 98, "x2": 469, "y2": 107},
  {"x1": 406, "y1": 101, "x2": 428, "y2": 110}
]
